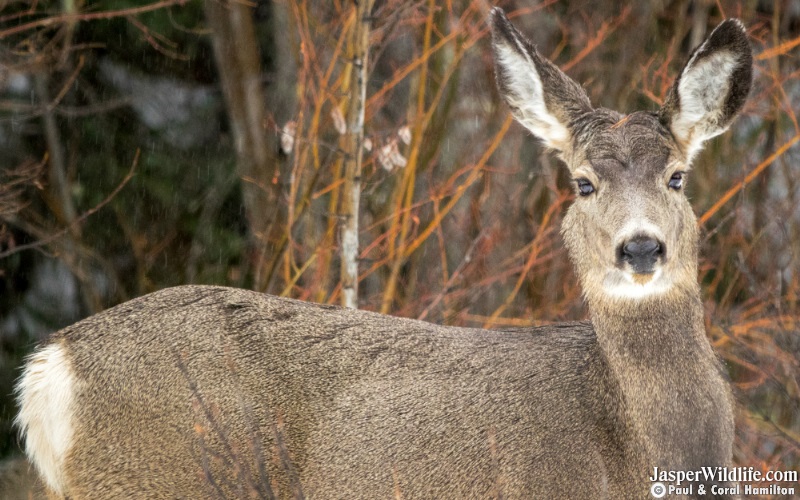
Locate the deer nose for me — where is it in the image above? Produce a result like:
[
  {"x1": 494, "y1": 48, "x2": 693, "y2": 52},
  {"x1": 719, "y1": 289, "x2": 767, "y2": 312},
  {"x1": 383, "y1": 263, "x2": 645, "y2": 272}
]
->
[{"x1": 619, "y1": 236, "x2": 664, "y2": 274}]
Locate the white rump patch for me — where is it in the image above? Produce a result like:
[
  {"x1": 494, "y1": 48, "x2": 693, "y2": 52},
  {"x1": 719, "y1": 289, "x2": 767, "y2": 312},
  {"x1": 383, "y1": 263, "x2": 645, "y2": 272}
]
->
[
  {"x1": 671, "y1": 50, "x2": 738, "y2": 160},
  {"x1": 15, "y1": 342, "x2": 77, "y2": 495},
  {"x1": 495, "y1": 43, "x2": 570, "y2": 150}
]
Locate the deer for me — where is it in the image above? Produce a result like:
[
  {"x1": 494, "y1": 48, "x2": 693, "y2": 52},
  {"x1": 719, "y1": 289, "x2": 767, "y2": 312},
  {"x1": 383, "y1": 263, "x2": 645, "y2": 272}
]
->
[{"x1": 14, "y1": 7, "x2": 752, "y2": 499}]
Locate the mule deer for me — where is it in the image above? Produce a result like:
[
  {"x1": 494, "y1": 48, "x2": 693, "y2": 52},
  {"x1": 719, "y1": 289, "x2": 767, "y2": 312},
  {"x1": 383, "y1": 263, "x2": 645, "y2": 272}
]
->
[{"x1": 15, "y1": 8, "x2": 752, "y2": 499}]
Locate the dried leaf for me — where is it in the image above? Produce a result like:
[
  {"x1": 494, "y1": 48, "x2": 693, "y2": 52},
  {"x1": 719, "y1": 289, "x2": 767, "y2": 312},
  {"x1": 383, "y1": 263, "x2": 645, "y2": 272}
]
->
[
  {"x1": 397, "y1": 125, "x2": 412, "y2": 145},
  {"x1": 331, "y1": 106, "x2": 347, "y2": 135},
  {"x1": 389, "y1": 142, "x2": 407, "y2": 168},
  {"x1": 378, "y1": 141, "x2": 395, "y2": 171},
  {"x1": 280, "y1": 121, "x2": 297, "y2": 155},
  {"x1": 378, "y1": 140, "x2": 407, "y2": 171}
]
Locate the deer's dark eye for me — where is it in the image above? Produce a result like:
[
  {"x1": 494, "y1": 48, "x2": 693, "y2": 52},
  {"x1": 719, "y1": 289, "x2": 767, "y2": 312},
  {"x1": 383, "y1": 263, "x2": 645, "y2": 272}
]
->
[
  {"x1": 576, "y1": 178, "x2": 595, "y2": 196},
  {"x1": 668, "y1": 172, "x2": 685, "y2": 190}
]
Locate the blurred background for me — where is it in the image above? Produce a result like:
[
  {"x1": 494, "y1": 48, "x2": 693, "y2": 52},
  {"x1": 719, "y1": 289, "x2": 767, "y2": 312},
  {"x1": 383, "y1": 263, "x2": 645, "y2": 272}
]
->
[{"x1": 0, "y1": 0, "x2": 798, "y2": 494}]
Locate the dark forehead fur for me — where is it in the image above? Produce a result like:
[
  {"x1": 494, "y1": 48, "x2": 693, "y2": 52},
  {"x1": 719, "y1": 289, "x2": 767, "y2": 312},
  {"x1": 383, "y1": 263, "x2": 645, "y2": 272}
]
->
[{"x1": 571, "y1": 109, "x2": 674, "y2": 177}]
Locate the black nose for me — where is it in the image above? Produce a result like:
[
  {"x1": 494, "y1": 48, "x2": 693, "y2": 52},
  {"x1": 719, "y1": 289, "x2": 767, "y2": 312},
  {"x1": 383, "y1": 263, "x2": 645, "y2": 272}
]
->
[{"x1": 619, "y1": 236, "x2": 664, "y2": 274}]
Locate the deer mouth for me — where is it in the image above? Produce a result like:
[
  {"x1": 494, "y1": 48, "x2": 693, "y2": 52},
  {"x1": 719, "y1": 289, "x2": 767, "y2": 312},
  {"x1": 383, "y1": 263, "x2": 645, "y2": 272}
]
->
[
  {"x1": 602, "y1": 268, "x2": 671, "y2": 298},
  {"x1": 631, "y1": 273, "x2": 655, "y2": 285}
]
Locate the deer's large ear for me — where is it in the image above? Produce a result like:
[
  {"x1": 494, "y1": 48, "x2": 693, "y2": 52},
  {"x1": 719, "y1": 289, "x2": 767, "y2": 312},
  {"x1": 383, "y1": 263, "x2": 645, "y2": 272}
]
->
[
  {"x1": 659, "y1": 19, "x2": 752, "y2": 162},
  {"x1": 490, "y1": 8, "x2": 592, "y2": 153}
]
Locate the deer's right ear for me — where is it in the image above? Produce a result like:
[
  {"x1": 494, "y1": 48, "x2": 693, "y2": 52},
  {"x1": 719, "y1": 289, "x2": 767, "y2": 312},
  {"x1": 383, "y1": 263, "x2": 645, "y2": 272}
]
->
[{"x1": 490, "y1": 8, "x2": 592, "y2": 153}]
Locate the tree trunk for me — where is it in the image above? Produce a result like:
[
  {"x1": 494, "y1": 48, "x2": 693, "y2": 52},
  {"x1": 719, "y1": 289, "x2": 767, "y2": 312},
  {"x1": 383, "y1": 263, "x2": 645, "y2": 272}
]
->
[
  {"x1": 338, "y1": 0, "x2": 375, "y2": 309},
  {"x1": 204, "y1": 0, "x2": 278, "y2": 290}
]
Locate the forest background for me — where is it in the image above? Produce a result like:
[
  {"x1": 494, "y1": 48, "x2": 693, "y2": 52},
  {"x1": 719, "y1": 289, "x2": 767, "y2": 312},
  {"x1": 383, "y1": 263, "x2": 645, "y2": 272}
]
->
[{"x1": 0, "y1": 0, "x2": 798, "y2": 492}]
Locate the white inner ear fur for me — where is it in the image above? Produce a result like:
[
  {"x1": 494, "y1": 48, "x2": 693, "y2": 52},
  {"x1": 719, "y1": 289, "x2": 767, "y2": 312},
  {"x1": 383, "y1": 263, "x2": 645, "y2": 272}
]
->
[
  {"x1": 495, "y1": 42, "x2": 571, "y2": 151},
  {"x1": 671, "y1": 50, "x2": 738, "y2": 161}
]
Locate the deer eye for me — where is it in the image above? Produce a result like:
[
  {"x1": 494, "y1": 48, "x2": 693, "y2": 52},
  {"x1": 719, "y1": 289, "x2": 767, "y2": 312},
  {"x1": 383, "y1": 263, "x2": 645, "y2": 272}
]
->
[
  {"x1": 668, "y1": 172, "x2": 685, "y2": 190},
  {"x1": 575, "y1": 178, "x2": 595, "y2": 196}
]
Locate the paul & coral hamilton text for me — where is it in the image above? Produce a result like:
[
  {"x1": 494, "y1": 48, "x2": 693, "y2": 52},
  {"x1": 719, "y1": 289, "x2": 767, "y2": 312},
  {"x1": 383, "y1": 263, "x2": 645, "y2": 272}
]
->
[{"x1": 650, "y1": 466, "x2": 797, "y2": 485}]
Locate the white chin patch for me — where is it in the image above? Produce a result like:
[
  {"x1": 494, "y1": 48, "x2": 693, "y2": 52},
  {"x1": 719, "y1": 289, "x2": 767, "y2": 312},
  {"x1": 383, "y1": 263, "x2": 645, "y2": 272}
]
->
[{"x1": 602, "y1": 268, "x2": 672, "y2": 298}]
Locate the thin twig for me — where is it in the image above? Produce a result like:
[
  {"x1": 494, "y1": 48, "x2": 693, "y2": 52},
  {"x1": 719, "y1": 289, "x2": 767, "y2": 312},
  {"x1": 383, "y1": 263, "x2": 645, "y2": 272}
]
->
[
  {"x1": 0, "y1": 0, "x2": 189, "y2": 39},
  {"x1": 0, "y1": 149, "x2": 140, "y2": 259}
]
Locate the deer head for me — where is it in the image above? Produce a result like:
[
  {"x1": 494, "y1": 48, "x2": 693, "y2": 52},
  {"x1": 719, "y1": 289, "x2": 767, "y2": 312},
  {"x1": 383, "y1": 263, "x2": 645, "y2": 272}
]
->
[{"x1": 490, "y1": 8, "x2": 752, "y2": 304}]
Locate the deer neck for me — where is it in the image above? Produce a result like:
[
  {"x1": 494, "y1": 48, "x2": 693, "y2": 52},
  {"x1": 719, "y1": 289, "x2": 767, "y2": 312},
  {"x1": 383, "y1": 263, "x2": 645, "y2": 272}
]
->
[
  {"x1": 589, "y1": 283, "x2": 715, "y2": 368},
  {"x1": 587, "y1": 283, "x2": 734, "y2": 468}
]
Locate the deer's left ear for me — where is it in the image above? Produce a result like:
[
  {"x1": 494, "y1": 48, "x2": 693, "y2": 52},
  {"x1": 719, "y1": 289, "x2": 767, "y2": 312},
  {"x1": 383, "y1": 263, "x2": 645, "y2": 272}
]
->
[{"x1": 659, "y1": 19, "x2": 752, "y2": 162}]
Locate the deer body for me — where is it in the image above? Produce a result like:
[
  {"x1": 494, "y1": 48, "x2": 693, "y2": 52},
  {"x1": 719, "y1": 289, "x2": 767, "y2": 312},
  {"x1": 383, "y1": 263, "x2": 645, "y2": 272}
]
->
[
  {"x1": 17, "y1": 287, "x2": 727, "y2": 499},
  {"x1": 16, "y1": 8, "x2": 752, "y2": 499}
]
